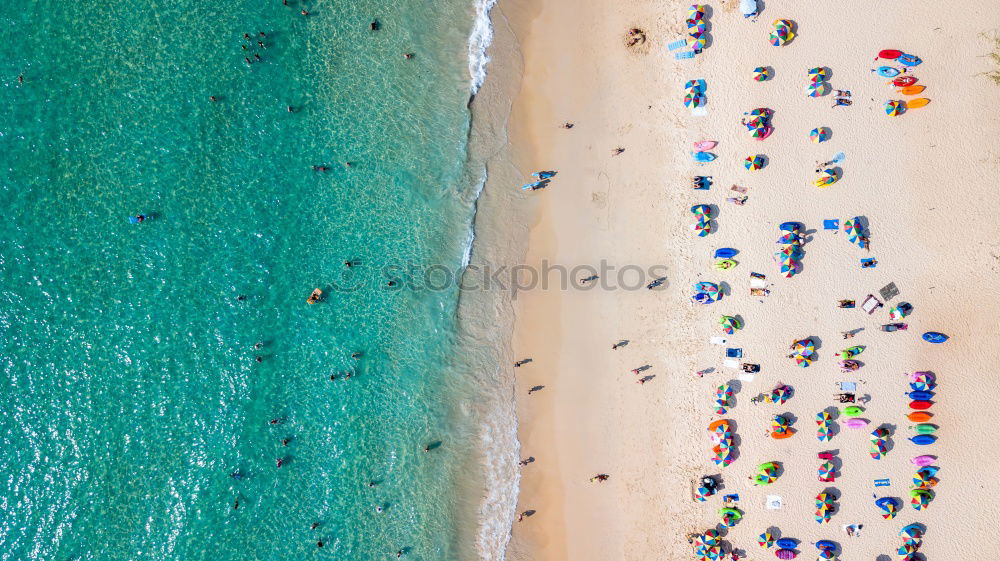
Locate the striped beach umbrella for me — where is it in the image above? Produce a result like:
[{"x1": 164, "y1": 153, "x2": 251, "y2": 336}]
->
[
  {"x1": 899, "y1": 524, "x2": 923, "y2": 539},
  {"x1": 885, "y1": 100, "x2": 905, "y2": 116},
  {"x1": 749, "y1": 123, "x2": 770, "y2": 138},
  {"x1": 843, "y1": 217, "x2": 863, "y2": 245},
  {"x1": 817, "y1": 549, "x2": 835, "y2": 560},
  {"x1": 688, "y1": 5, "x2": 707, "y2": 21},
  {"x1": 688, "y1": 34, "x2": 707, "y2": 51},
  {"x1": 771, "y1": 385, "x2": 792, "y2": 404},
  {"x1": 818, "y1": 461, "x2": 835, "y2": 480},
  {"x1": 814, "y1": 168, "x2": 837, "y2": 187},
  {"x1": 693, "y1": 219, "x2": 712, "y2": 237},
  {"x1": 805, "y1": 82, "x2": 829, "y2": 97},
  {"x1": 807, "y1": 67, "x2": 827, "y2": 81},
  {"x1": 749, "y1": 107, "x2": 772, "y2": 118},
  {"x1": 758, "y1": 532, "x2": 775, "y2": 548},
  {"x1": 694, "y1": 282, "x2": 720, "y2": 300},
  {"x1": 753, "y1": 66, "x2": 770, "y2": 81},
  {"x1": 810, "y1": 127, "x2": 830, "y2": 143},
  {"x1": 913, "y1": 466, "x2": 939, "y2": 487},
  {"x1": 691, "y1": 204, "x2": 711, "y2": 217},
  {"x1": 719, "y1": 316, "x2": 741, "y2": 334},
  {"x1": 745, "y1": 154, "x2": 765, "y2": 170},
  {"x1": 688, "y1": 20, "x2": 707, "y2": 35}
]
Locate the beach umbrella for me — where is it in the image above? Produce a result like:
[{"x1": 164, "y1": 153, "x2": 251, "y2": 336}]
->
[
  {"x1": 688, "y1": 20, "x2": 707, "y2": 34},
  {"x1": 910, "y1": 372, "x2": 935, "y2": 390},
  {"x1": 691, "y1": 204, "x2": 712, "y2": 217},
  {"x1": 870, "y1": 440, "x2": 888, "y2": 460},
  {"x1": 744, "y1": 115, "x2": 765, "y2": 130},
  {"x1": 693, "y1": 219, "x2": 712, "y2": 237},
  {"x1": 913, "y1": 466, "x2": 939, "y2": 487},
  {"x1": 753, "y1": 66, "x2": 770, "y2": 81},
  {"x1": 719, "y1": 316, "x2": 741, "y2": 334},
  {"x1": 898, "y1": 543, "x2": 920, "y2": 556},
  {"x1": 817, "y1": 550, "x2": 835, "y2": 560},
  {"x1": 694, "y1": 282, "x2": 720, "y2": 300},
  {"x1": 701, "y1": 528, "x2": 720, "y2": 545},
  {"x1": 814, "y1": 509, "x2": 832, "y2": 524},
  {"x1": 695, "y1": 486, "x2": 713, "y2": 501},
  {"x1": 769, "y1": 25, "x2": 792, "y2": 47},
  {"x1": 871, "y1": 427, "x2": 889, "y2": 439},
  {"x1": 810, "y1": 127, "x2": 830, "y2": 143},
  {"x1": 688, "y1": 35, "x2": 707, "y2": 51},
  {"x1": 758, "y1": 532, "x2": 775, "y2": 548},
  {"x1": 745, "y1": 154, "x2": 765, "y2": 170},
  {"x1": 807, "y1": 67, "x2": 828, "y2": 80},
  {"x1": 875, "y1": 496, "x2": 900, "y2": 519},
  {"x1": 805, "y1": 82, "x2": 829, "y2": 97},
  {"x1": 818, "y1": 461, "x2": 835, "y2": 480},
  {"x1": 754, "y1": 462, "x2": 779, "y2": 485},
  {"x1": 885, "y1": 100, "x2": 904, "y2": 116},
  {"x1": 688, "y1": 5, "x2": 706, "y2": 21},
  {"x1": 719, "y1": 507, "x2": 742, "y2": 527},
  {"x1": 814, "y1": 168, "x2": 838, "y2": 187},
  {"x1": 684, "y1": 92, "x2": 702, "y2": 108},
  {"x1": 771, "y1": 385, "x2": 792, "y2": 404},
  {"x1": 749, "y1": 123, "x2": 770, "y2": 138},
  {"x1": 816, "y1": 493, "x2": 836, "y2": 511},
  {"x1": 776, "y1": 231, "x2": 802, "y2": 245},
  {"x1": 843, "y1": 218, "x2": 863, "y2": 245},
  {"x1": 899, "y1": 524, "x2": 923, "y2": 539},
  {"x1": 749, "y1": 107, "x2": 772, "y2": 119}
]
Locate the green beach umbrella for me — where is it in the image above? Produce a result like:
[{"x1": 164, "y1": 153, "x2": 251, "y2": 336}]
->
[{"x1": 719, "y1": 315, "x2": 741, "y2": 334}]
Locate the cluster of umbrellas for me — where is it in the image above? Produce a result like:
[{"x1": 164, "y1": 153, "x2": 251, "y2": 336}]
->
[
  {"x1": 870, "y1": 427, "x2": 891, "y2": 460},
  {"x1": 776, "y1": 222, "x2": 803, "y2": 277},
  {"x1": 693, "y1": 281, "x2": 721, "y2": 304},
  {"x1": 691, "y1": 204, "x2": 713, "y2": 237},
  {"x1": 752, "y1": 66, "x2": 770, "y2": 82},
  {"x1": 686, "y1": 5, "x2": 708, "y2": 53},
  {"x1": 815, "y1": 492, "x2": 836, "y2": 523},
  {"x1": 691, "y1": 528, "x2": 725, "y2": 561},
  {"x1": 719, "y1": 315, "x2": 742, "y2": 334},
  {"x1": 790, "y1": 337, "x2": 815, "y2": 366},
  {"x1": 771, "y1": 414, "x2": 794, "y2": 439},
  {"x1": 708, "y1": 419, "x2": 735, "y2": 466},
  {"x1": 910, "y1": 466, "x2": 937, "y2": 511},
  {"x1": 814, "y1": 167, "x2": 838, "y2": 188},
  {"x1": 684, "y1": 79, "x2": 707, "y2": 109},
  {"x1": 843, "y1": 216, "x2": 867, "y2": 248},
  {"x1": 752, "y1": 461, "x2": 779, "y2": 485},
  {"x1": 897, "y1": 523, "x2": 925, "y2": 560},
  {"x1": 714, "y1": 384, "x2": 734, "y2": 414},
  {"x1": 769, "y1": 19, "x2": 794, "y2": 46},
  {"x1": 816, "y1": 411, "x2": 834, "y2": 442},
  {"x1": 744, "y1": 107, "x2": 773, "y2": 140},
  {"x1": 875, "y1": 496, "x2": 901, "y2": 519},
  {"x1": 806, "y1": 67, "x2": 829, "y2": 97}
]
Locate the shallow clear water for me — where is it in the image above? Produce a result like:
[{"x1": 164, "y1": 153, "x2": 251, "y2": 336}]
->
[{"x1": 0, "y1": 1, "x2": 487, "y2": 559}]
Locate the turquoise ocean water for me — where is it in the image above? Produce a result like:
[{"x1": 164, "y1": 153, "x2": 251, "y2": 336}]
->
[{"x1": 0, "y1": 1, "x2": 497, "y2": 559}]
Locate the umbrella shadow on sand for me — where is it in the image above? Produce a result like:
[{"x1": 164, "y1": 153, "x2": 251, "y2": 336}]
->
[
  {"x1": 727, "y1": 379, "x2": 743, "y2": 407},
  {"x1": 718, "y1": 281, "x2": 731, "y2": 299},
  {"x1": 824, "y1": 407, "x2": 841, "y2": 438},
  {"x1": 878, "y1": 423, "x2": 898, "y2": 454}
]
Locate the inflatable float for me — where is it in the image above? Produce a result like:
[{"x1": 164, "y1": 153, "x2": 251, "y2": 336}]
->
[
  {"x1": 909, "y1": 400, "x2": 933, "y2": 410},
  {"x1": 911, "y1": 455, "x2": 936, "y2": 467},
  {"x1": 893, "y1": 75, "x2": 917, "y2": 87},
  {"x1": 911, "y1": 424, "x2": 938, "y2": 435},
  {"x1": 693, "y1": 151, "x2": 717, "y2": 163},
  {"x1": 897, "y1": 53, "x2": 922, "y2": 66},
  {"x1": 694, "y1": 140, "x2": 718, "y2": 150},
  {"x1": 922, "y1": 332, "x2": 948, "y2": 343},
  {"x1": 775, "y1": 538, "x2": 797, "y2": 549},
  {"x1": 907, "y1": 412, "x2": 932, "y2": 422},
  {"x1": 911, "y1": 434, "x2": 937, "y2": 445},
  {"x1": 878, "y1": 49, "x2": 903, "y2": 59},
  {"x1": 714, "y1": 248, "x2": 738, "y2": 258},
  {"x1": 876, "y1": 66, "x2": 900, "y2": 77},
  {"x1": 908, "y1": 390, "x2": 934, "y2": 401}
]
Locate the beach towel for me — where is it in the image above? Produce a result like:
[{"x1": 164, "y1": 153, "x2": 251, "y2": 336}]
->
[
  {"x1": 710, "y1": 336, "x2": 727, "y2": 345},
  {"x1": 675, "y1": 51, "x2": 695, "y2": 60},
  {"x1": 879, "y1": 282, "x2": 899, "y2": 301},
  {"x1": 839, "y1": 381, "x2": 857, "y2": 392},
  {"x1": 724, "y1": 359, "x2": 741, "y2": 369},
  {"x1": 766, "y1": 495, "x2": 783, "y2": 509},
  {"x1": 738, "y1": 373, "x2": 755, "y2": 382},
  {"x1": 667, "y1": 38, "x2": 688, "y2": 51},
  {"x1": 823, "y1": 219, "x2": 839, "y2": 230},
  {"x1": 874, "y1": 478, "x2": 891, "y2": 487},
  {"x1": 690, "y1": 107, "x2": 707, "y2": 117},
  {"x1": 726, "y1": 348, "x2": 743, "y2": 358},
  {"x1": 860, "y1": 257, "x2": 877, "y2": 268}
]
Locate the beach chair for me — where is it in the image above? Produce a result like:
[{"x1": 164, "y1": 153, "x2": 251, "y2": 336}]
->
[
  {"x1": 861, "y1": 295, "x2": 883, "y2": 314},
  {"x1": 879, "y1": 282, "x2": 899, "y2": 301},
  {"x1": 667, "y1": 38, "x2": 688, "y2": 51}
]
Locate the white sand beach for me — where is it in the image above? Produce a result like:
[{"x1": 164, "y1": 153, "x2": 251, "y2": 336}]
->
[{"x1": 491, "y1": 0, "x2": 1000, "y2": 559}]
